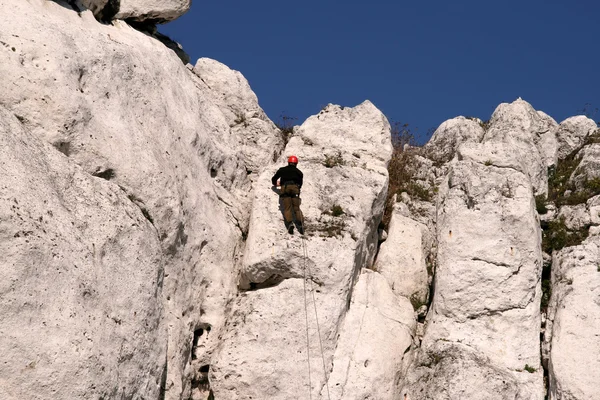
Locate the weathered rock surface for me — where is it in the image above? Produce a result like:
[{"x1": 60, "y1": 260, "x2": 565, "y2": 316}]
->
[
  {"x1": 0, "y1": 106, "x2": 166, "y2": 399},
  {"x1": 327, "y1": 270, "x2": 415, "y2": 400},
  {"x1": 192, "y1": 58, "x2": 284, "y2": 177},
  {"x1": 211, "y1": 101, "x2": 394, "y2": 399},
  {"x1": 401, "y1": 99, "x2": 547, "y2": 399},
  {"x1": 540, "y1": 116, "x2": 600, "y2": 400},
  {"x1": 0, "y1": 1, "x2": 277, "y2": 399},
  {"x1": 483, "y1": 99, "x2": 551, "y2": 194},
  {"x1": 424, "y1": 116, "x2": 485, "y2": 164},
  {"x1": 3, "y1": 1, "x2": 600, "y2": 398},
  {"x1": 77, "y1": 0, "x2": 110, "y2": 18},
  {"x1": 374, "y1": 204, "x2": 431, "y2": 305},
  {"x1": 544, "y1": 239, "x2": 600, "y2": 400}
]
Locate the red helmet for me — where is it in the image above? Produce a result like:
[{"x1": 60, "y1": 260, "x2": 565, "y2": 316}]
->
[{"x1": 288, "y1": 155, "x2": 298, "y2": 164}]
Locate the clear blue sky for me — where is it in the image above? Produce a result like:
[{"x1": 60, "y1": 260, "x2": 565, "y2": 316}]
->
[{"x1": 160, "y1": 0, "x2": 600, "y2": 142}]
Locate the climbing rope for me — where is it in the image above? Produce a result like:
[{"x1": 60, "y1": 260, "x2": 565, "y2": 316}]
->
[{"x1": 301, "y1": 232, "x2": 332, "y2": 400}]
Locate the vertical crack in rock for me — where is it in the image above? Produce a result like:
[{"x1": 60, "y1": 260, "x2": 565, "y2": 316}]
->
[{"x1": 158, "y1": 361, "x2": 168, "y2": 400}]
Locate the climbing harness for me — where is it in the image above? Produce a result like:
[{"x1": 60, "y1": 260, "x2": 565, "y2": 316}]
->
[{"x1": 300, "y1": 228, "x2": 332, "y2": 400}]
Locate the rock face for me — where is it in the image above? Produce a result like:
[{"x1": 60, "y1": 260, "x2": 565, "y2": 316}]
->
[
  {"x1": 397, "y1": 99, "x2": 600, "y2": 400},
  {"x1": 401, "y1": 117, "x2": 545, "y2": 399},
  {"x1": 0, "y1": 1, "x2": 277, "y2": 399},
  {"x1": 556, "y1": 116, "x2": 597, "y2": 160},
  {"x1": 541, "y1": 120, "x2": 600, "y2": 400},
  {"x1": 0, "y1": 105, "x2": 166, "y2": 400},
  {"x1": 211, "y1": 102, "x2": 396, "y2": 399},
  {"x1": 327, "y1": 270, "x2": 415, "y2": 400},
  {"x1": 192, "y1": 58, "x2": 284, "y2": 177},
  {"x1": 77, "y1": 0, "x2": 110, "y2": 18},
  {"x1": 544, "y1": 240, "x2": 600, "y2": 400},
  {"x1": 374, "y1": 204, "x2": 431, "y2": 306},
  {"x1": 2, "y1": 1, "x2": 600, "y2": 399}
]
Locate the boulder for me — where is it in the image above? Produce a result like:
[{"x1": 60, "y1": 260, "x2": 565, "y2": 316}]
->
[
  {"x1": 374, "y1": 205, "x2": 431, "y2": 305},
  {"x1": 556, "y1": 116, "x2": 597, "y2": 159},
  {"x1": 571, "y1": 143, "x2": 600, "y2": 189},
  {"x1": 424, "y1": 116, "x2": 485, "y2": 164},
  {"x1": 76, "y1": 0, "x2": 190, "y2": 22}
]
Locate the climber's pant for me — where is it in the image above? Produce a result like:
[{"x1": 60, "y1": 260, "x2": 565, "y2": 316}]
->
[{"x1": 281, "y1": 184, "x2": 303, "y2": 224}]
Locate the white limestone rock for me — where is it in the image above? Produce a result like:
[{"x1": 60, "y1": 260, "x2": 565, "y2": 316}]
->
[
  {"x1": 402, "y1": 340, "x2": 541, "y2": 400},
  {"x1": 484, "y1": 99, "x2": 551, "y2": 194},
  {"x1": 212, "y1": 101, "x2": 393, "y2": 399},
  {"x1": 424, "y1": 116, "x2": 485, "y2": 163},
  {"x1": 192, "y1": 58, "x2": 284, "y2": 177},
  {"x1": 556, "y1": 116, "x2": 597, "y2": 159},
  {"x1": 327, "y1": 270, "x2": 416, "y2": 400},
  {"x1": 374, "y1": 204, "x2": 431, "y2": 305},
  {"x1": 535, "y1": 110, "x2": 560, "y2": 167},
  {"x1": 115, "y1": 0, "x2": 191, "y2": 22},
  {"x1": 0, "y1": 1, "x2": 279, "y2": 398},
  {"x1": 0, "y1": 106, "x2": 166, "y2": 400},
  {"x1": 240, "y1": 101, "x2": 392, "y2": 287},
  {"x1": 402, "y1": 143, "x2": 545, "y2": 399},
  {"x1": 544, "y1": 240, "x2": 600, "y2": 400},
  {"x1": 572, "y1": 143, "x2": 600, "y2": 189}
]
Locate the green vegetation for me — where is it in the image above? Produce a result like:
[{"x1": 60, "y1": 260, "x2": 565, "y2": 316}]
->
[
  {"x1": 331, "y1": 204, "x2": 344, "y2": 217},
  {"x1": 535, "y1": 194, "x2": 548, "y2": 214},
  {"x1": 275, "y1": 114, "x2": 297, "y2": 145},
  {"x1": 541, "y1": 217, "x2": 590, "y2": 254},
  {"x1": 409, "y1": 293, "x2": 427, "y2": 311},
  {"x1": 524, "y1": 364, "x2": 536, "y2": 373},
  {"x1": 540, "y1": 266, "x2": 552, "y2": 310}
]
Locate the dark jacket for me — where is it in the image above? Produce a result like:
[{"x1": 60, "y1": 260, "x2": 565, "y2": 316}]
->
[{"x1": 272, "y1": 165, "x2": 303, "y2": 188}]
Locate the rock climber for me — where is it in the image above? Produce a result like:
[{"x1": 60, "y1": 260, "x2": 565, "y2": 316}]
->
[{"x1": 271, "y1": 155, "x2": 304, "y2": 234}]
